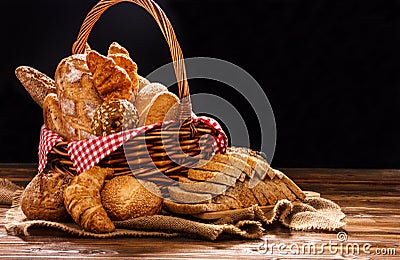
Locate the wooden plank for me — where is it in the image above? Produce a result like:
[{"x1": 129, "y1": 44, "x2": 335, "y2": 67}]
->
[{"x1": 0, "y1": 165, "x2": 399, "y2": 259}]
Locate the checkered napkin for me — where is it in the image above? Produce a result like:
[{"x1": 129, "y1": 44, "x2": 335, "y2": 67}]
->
[{"x1": 38, "y1": 116, "x2": 227, "y2": 174}]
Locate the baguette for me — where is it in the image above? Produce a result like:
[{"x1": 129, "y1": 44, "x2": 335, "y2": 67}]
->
[{"x1": 15, "y1": 66, "x2": 56, "y2": 108}]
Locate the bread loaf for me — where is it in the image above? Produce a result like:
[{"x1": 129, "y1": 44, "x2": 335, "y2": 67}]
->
[
  {"x1": 21, "y1": 170, "x2": 72, "y2": 222},
  {"x1": 15, "y1": 66, "x2": 56, "y2": 108},
  {"x1": 135, "y1": 83, "x2": 167, "y2": 115},
  {"x1": 101, "y1": 176, "x2": 163, "y2": 221},
  {"x1": 138, "y1": 91, "x2": 179, "y2": 126},
  {"x1": 55, "y1": 54, "x2": 102, "y2": 140}
]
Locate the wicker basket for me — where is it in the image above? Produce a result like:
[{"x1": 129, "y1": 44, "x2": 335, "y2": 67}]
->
[{"x1": 46, "y1": 0, "x2": 223, "y2": 187}]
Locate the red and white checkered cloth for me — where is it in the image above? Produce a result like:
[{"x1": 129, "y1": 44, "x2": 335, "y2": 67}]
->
[{"x1": 38, "y1": 116, "x2": 227, "y2": 174}]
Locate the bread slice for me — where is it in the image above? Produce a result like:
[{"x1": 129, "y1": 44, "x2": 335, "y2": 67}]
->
[
  {"x1": 224, "y1": 180, "x2": 259, "y2": 208},
  {"x1": 279, "y1": 172, "x2": 306, "y2": 200},
  {"x1": 179, "y1": 177, "x2": 228, "y2": 195},
  {"x1": 163, "y1": 200, "x2": 229, "y2": 214},
  {"x1": 272, "y1": 178, "x2": 296, "y2": 201},
  {"x1": 187, "y1": 169, "x2": 238, "y2": 186},
  {"x1": 250, "y1": 182, "x2": 270, "y2": 206},
  {"x1": 168, "y1": 186, "x2": 212, "y2": 204},
  {"x1": 262, "y1": 179, "x2": 287, "y2": 201},
  {"x1": 251, "y1": 180, "x2": 278, "y2": 205},
  {"x1": 192, "y1": 160, "x2": 242, "y2": 178},
  {"x1": 212, "y1": 195, "x2": 242, "y2": 210}
]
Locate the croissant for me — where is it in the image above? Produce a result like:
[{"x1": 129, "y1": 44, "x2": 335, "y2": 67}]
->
[{"x1": 63, "y1": 166, "x2": 115, "y2": 233}]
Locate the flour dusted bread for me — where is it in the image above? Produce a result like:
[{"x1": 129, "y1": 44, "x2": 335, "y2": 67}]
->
[
  {"x1": 55, "y1": 54, "x2": 102, "y2": 140},
  {"x1": 101, "y1": 175, "x2": 163, "y2": 221}
]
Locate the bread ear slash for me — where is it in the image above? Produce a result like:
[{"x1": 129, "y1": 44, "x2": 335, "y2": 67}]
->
[{"x1": 64, "y1": 166, "x2": 115, "y2": 233}]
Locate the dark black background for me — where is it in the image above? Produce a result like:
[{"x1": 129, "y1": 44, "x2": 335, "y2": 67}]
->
[{"x1": 1, "y1": 0, "x2": 399, "y2": 168}]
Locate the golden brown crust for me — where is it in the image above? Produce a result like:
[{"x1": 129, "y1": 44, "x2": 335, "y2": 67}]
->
[
  {"x1": 55, "y1": 54, "x2": 102, "y2": 140},
  {"x1": 87, "y1": 50, "x2": 132, "y2": 100},
  {"x1": 21, "y1": 170, "x2": 72, "y2": 222},
  {"x1": 138, "y1": 91, "x2": 179, "y2": 126},
  {"x1": 135, "y1": 83, "x2": 168, "y2": 115},
  {"x1": 101, "y1": 176, "x2": 163, "y2": 221},
  {"x1": 43, "y1": 93, "x2": 68, "y2": 138},
  {"x1": 108, "y1": 42, "x2": 130, "y2": 56},
  {"x1": 64, "y1": 166, "x2": 115, "y2": 233}
]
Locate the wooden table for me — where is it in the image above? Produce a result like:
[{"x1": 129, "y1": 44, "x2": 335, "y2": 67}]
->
[{"x1": 0, "y1": 164, "x2": 399, "y2": 259}]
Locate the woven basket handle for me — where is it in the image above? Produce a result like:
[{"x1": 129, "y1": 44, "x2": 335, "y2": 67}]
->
[{"x1": 72, "y1": 0, "x2": 191, "y2": 119}]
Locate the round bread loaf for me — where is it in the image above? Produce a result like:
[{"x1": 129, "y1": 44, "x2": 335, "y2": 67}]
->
[
  {"x1": 135, "y1": 83, "x2": 167, "y2": 115},
  {"x1": 91, "y1": 99, "x2": 139, "y2": 136},
  {"x1": 21, "y1": 170, "x2": 72, "y2": 222},
  {"x1": 101, "y1": 176, "x2": 163, "y2": 221}
]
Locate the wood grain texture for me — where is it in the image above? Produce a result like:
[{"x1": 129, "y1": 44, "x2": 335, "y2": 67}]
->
[{"x1": 1, "y1": 166, "x2": 399, "y2": 259}]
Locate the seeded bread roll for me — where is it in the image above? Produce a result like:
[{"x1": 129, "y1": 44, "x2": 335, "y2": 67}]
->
[
  {"x1": 91, "y1": 99, "x2": 139, "y2": 136},
  {"x1": 101, "y1": 176, "x2": 163, "y2": 221}
]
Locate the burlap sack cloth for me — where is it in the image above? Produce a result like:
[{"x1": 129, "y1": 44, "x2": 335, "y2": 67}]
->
[{"x1": 1, "y1": 178, "x2": 345, "y2": 240}]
